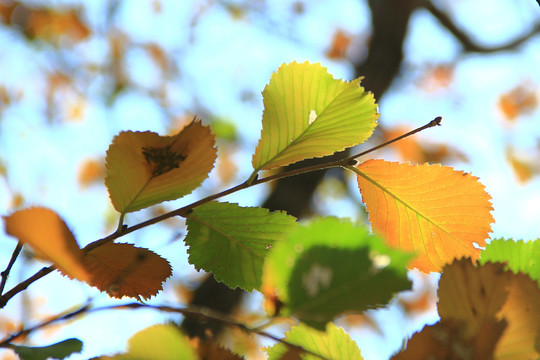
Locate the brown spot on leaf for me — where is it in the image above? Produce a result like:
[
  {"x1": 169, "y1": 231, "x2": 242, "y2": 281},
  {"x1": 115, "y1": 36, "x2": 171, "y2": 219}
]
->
[{"x1": 142, "y1": 145, "x2": 186, "y2": 176}]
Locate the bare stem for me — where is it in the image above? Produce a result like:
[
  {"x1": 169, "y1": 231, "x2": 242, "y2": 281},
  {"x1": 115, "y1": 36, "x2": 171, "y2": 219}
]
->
[
  {"x1": 344, "y1": 116, "x2": 442, "y2": 163},
  {"x1": 0, "y1": 117, "x2": 442, "y2": 308}
]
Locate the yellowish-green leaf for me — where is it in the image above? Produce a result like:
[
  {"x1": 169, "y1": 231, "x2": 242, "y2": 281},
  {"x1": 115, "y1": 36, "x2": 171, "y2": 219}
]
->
[
  {"x1": 266, "y1": 323, "x2": 363, "y2": 360},
  {"x1": 98, "y1": 324, "x2": 197, "y2": 360},
  {"x1": 3, "y1": 207, "x2": 90, "y2": 282},
  {"x1": 252, "y1": 61, "x2": 378, "y2": 170},
  {"x1": 480, "y1": 238, "x2": 540, "y2": 286},
  {"x1": 105, "y1": 118, "x2": 216, "y2": 213}
]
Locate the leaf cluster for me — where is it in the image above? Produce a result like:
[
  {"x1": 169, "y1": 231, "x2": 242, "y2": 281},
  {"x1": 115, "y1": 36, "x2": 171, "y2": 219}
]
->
[{"x1": 1, "y1": 62, "x2": 532, "y2": 360}]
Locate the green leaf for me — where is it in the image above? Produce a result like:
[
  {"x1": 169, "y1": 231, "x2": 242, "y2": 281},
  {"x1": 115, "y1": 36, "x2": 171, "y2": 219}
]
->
[
  {"x1": 98, "y1": 324, "x2": 197, "y2": 360},
  {"x1": 185, "y1": 202, "x2": 298, "y2": 291},
  {"x1": 10, "y1": 338, "x2": 83, "y2": 360},
  {"x1": 265, "y1": 322, "x2": 363, "y2": 360},
  {"x1": 263, "y1": 218, "x2": 412, "y2": 327},
  {"x1": 105, "y1": 118, "x2": 217, "y2": 214},
  {"x1": 480, "y1": 238, "x2": 540, "y2": 286},
  {"x1": 252, "y1": 61, "x2": 378, "y2": 171}
]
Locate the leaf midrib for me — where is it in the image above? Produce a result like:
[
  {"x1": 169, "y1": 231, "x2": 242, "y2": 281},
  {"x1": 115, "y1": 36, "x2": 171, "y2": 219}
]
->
[
  {"x1": 356, "y1": 170, "x2": 459, "y2": 242},
  {"x1": 257, "y1": 81, "x2": 357, "y2": 170},
  {"x1": 188, "y1": 215, "x2": 265, "y2": 259}
]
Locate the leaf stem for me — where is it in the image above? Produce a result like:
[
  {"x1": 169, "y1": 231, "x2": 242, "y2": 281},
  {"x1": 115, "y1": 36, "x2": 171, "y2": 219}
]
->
[{"x1": 0, "y1": 117, "x2": 442, "y2": 308}]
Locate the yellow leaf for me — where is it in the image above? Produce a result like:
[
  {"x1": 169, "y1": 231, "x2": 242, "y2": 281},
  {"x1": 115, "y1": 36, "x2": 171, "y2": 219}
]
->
[
  {"x1": 82, "y1": 242, "x2": 172, "y2": 300},
  {"x1": 105, "y1": 117, "x2": 217, "y2": 213},
  {"x1": 496, "y1": 271, "x2": 540, "y2": 359},
  {"x1": 498, "y1": 85, "x2": 538, "y2": 122},
  {"x1": 356, "y1": 160, "x2": 493, "y2": 272},
  {"x1": 3, "y1": 207, "x2": 89, "y2": 282}
]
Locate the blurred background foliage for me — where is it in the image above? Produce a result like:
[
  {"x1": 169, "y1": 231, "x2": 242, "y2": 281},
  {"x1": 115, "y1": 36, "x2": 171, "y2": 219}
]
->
[{"x1": 0, "y1": 0, "x2": 539, "y2": 359}]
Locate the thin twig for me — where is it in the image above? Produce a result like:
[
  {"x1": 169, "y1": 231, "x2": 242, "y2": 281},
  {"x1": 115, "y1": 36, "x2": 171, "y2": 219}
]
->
[
  {"x1": 344, "y1": 116, "x2": 442, "y2": 163},
  {"x1": 0, "y1": 302, "x2": 328, "y2": 360},
  {"x1": 0, "y1": 242, "x2": 23, "y2": 295},
  {"x1": 0, "y1": 303, "x2": 90, "y2": 345},
  {"x1": 0, "y1": 117, "x2": 442, "y2": 308},
  {"x1": 0, "y1": 266, "x2": 54, "y2": 308}
]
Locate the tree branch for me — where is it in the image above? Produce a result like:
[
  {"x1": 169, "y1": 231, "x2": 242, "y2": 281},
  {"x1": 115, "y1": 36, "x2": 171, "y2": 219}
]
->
[
  {"x1": 0, "y1": 302, "x2": 328, "y2": 360},
  {"x1": 424, "y1": 0, "x2": 540, "y2": 53},
  {"x1": 0, "y1": 241, "x2": 23, "y2": 295},
  {"x1": 0, "y1": 117, "x2": 442, "y2": 308}
]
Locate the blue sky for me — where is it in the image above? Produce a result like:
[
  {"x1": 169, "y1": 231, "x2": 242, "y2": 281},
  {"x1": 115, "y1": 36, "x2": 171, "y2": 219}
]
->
[{"x1": 0, "y1": 0, "x2": 539, "y2": 359}]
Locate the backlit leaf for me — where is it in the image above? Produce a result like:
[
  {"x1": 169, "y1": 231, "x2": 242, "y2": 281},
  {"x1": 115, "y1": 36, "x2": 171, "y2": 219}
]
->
[
  {"x1": 100, "y1": 324, "x2": 197, "y2": 360},
  {"x1": 81, "y1": 242, "x2": 172, "y2": 300},
  {"x1": 252, "y1": 61, "x2": 378, "y2": 170},
  {"x1": 10, "y1": 338, "x2": 83, "y2": 360},
  {"x1": 263, "y1": 218, "x2": 411, "y2": 327},
  {"x1": 480, "y1": 238, "x2": 540, "y2": 286},
  {"x1": 496, "y1": 270, "x2": 540, "y2": 359},
  {"x1": 185, "y1": 202, "x2": 298, "y2": 291},
  {"x1": 392, "y1": 319, "x2": 505, "y2": 360},
  {"x1": 355, "y1": 160, "x2": 493, "y2": 272},
  {"x1": 436, "y1": 259, "x2": 540, "y2": 359},
  {"x1": 3, "y1": 207, "x2": 89, "y2": 282},
  {"x1": 266, "y1": 322, "x2": 363, "y2": 360},
  {"x1": 437, "y1": 260, "x2": 511, "y2": 339},
  {"x1": 195, "y1": 339, "x2": 243, "y2": 360},
  {"x1": 105, "y1": 117, "x2": 216, "y2": 213}
]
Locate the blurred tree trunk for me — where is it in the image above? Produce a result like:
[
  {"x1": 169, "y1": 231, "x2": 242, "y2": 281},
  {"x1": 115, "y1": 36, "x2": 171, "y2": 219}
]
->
[{"x1": 181, "y1": 0, "x2": 418, "y2": 339}]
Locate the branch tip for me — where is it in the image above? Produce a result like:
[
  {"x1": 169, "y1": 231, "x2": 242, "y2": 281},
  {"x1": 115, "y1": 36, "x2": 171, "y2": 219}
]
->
[{"x1": 432, "y1": 116, "x2": 442, "y2": 126}]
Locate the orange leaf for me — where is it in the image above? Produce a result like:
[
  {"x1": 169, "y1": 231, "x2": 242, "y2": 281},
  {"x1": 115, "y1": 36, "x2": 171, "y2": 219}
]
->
[
  {"x1": 355, "y1": 160, "x2": 493, "y2": 272},
  {"x1": 498, "y1": 85, "x2": 538, "y2": 121},
  {"x1": 77, "y1": 158, "x2": 105, "y2": 188},
  {"x1": 417, "y1": 64, "x2": 454, "y2": 92},
  {"x1": 105, "y1": 117, "x2": 217, "y2": 213},
  {"x1": 81, "y1": 242, "x2": 172, "y2": 300},
  {"x1": 326, "y1": 30, "x2": 352, "y2": 59},
  {"x1": 3, "y1": 208, "x2": 89, "y2": 282}
]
